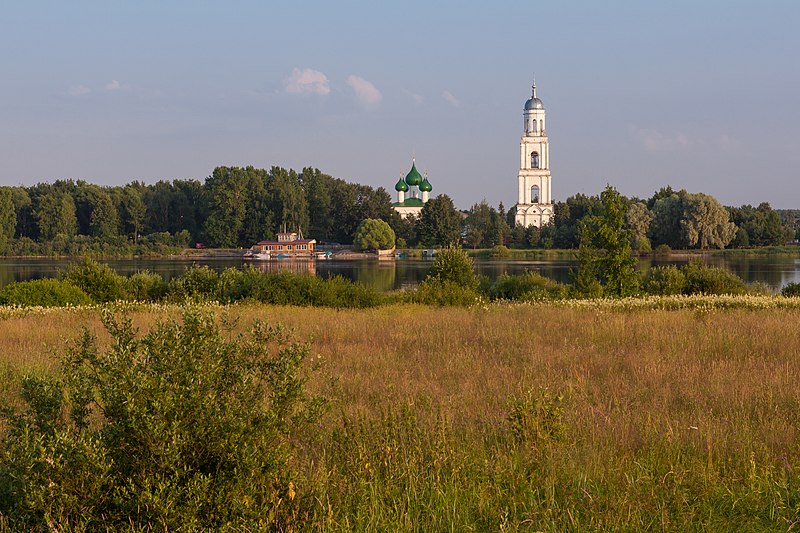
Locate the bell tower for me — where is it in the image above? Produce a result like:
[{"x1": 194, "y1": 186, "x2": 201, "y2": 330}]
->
[{"x1": 514, "y1": 79, "x2": 553, "y2": 227}]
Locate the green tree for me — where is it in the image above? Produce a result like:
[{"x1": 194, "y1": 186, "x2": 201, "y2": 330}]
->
[
  {"x1": 89, "y1": 189, "x2": 120, "y2": 240},
  {"x1": 9, "y1": 187, "x2": 34, "y2": 239},
  {"x1": 120, "y1": 185, "x2": 147, "y2": 243},
  {"x1": 33, "y1": 187, "x2": 77, "y2": 240},
  {"x1": 625, "y1": 201, "x2": 653, "y2": 252},
  {"x1": 269, "y1": 167, "x2": 309, "y2": 235},
  {"x1": 353, "y1": 218, "x2": 395, "y2": 251},
  {"x1": 0, "y1": 188, "x2": 15, "y2": 253},
  {"x1": 417, "y1": 195, "x2": 462, "y2": 247},
  {"x1": 681, "y1": 193, "x2": 736, "y2": 249},
  {"x1": 576, "y1": 185, "x2": 639, "y2": 297},
  {"x1": 649, "y1": 191, "x2": 687, "y2": 249},
  {"x1": 302, "y1": 167, "x2": 333, "y2": 240},
  {"x1": 203, "y1": 167, "x2": 250, "y2": 247}
]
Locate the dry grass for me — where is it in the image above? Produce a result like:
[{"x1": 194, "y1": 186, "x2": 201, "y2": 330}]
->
[{"x1": 1, "y1": 301, "x2": 799, "y2": 529}]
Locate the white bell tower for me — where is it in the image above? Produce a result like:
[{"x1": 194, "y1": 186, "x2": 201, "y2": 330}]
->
[{"x1": 514, "y1": 79, "x2": 553, "y2": 227}]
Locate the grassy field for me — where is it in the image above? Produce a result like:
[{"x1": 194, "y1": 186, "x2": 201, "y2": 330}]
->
[{"x1": 1, "y1": 301, "x2": 799, "y2": 530}]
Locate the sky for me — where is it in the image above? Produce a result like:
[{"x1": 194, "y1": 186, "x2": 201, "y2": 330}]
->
[{"x1": 1, "y1": 1, "x2": 799, "y2": 209}]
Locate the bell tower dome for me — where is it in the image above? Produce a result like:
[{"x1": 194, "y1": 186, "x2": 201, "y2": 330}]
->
[{"x1": 514, "y1": 78, "x2": 553, "y2": 227}]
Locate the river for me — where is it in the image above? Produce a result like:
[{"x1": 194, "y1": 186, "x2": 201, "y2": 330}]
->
[{"x1": 0, "y1": 254, "x2": 799, "y2": 293}]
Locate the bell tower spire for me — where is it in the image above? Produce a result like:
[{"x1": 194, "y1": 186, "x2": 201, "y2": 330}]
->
[{"x1": 514, "y1": 78, "x2": 553, "y2": 228}]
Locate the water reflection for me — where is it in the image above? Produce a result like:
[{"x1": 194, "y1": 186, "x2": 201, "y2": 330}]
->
[{"x1": 0, "y1": 255, "x2": 798, "y2": 292}]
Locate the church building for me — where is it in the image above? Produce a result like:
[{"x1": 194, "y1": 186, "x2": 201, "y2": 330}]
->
[
  {"x1": 392, "y1": 159, "x2": 433, "y2": 219},
  {"x1": 513, "y1": 80, "x2": 554, "y2": 227}
]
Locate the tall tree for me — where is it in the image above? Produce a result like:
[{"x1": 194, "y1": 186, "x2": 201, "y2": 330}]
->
[
  {"x1": 203, "y1": 167, "x2": 249, "y2": 247},
  {"x1": 625, "y1": 202, "x2": 653, "y2": 252},
  {"x1": 417, "y1": 195, "x2": 462, "y2": 247},
  {"x1": 0, "y1": 188, "x2": 16, "y2": 253},
  {"x1": 269, "y1": 167, "x2": 309, "y2": 235},
  {"x1": 32, "y1": 185, "x2": 77, "y2": 240},
  {"x1": 577, "y1": 185, "x2": 639, "y2": 297},
  {"x1": 681, "y1": 193, "x2": 736, "y2": 249},
  {"x1": 120, "y1": 185, "x2": 147, "y2": 243},
  {"x1": 9, "y1": 187, "x2": 33, "y2": 239}
]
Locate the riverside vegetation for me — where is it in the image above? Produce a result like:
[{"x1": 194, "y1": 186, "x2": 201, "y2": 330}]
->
[{"x1": 1, "y1": 249, "x2": 800, "y2": 529}]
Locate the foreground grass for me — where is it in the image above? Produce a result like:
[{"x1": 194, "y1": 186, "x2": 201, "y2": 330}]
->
[{"x1": 2, "y1": 300, "x2": 799, "y2": 530}]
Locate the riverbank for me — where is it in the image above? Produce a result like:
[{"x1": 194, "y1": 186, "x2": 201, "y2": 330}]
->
[{"x1": 0, "y1": 301, "x2": 798, "y2": 530}]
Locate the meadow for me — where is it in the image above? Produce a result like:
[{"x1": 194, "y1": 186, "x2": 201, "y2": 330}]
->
[{"x1": 0, "y1": 300, "x2": 798, "y2": 530}]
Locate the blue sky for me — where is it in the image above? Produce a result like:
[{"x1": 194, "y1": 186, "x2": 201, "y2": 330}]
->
[{"x1": 1, "y1": 1, "x2": 799, "y2": 209}]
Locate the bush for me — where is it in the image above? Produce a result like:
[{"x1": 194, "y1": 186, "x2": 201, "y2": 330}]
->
[
  {"x1": 426, "y1": 245, "x2": 478, "y2": 290},
  {"x1": 412, "y1": 278, "x2": 481, "y2": 306},
  {"x1": 62, "y1": 258, "x2": 125, "y2": 303},
  {"x1": 642, "y1": 266, "x2": 686, "y2": 295},
  {"x1": 0, "y1": 307, "x2": 324, "y2": 530},
  {"x1": 489, "y1": 245, "x2": 511, "y2": 258},
  {"x1": 167, "y1": 265, "x2": 220, "y2": 301},
  {"x1": 123, "y1": 271, "x2": 167, "y2": 302},
  {"x1": 682, "y1": 261, "x2": 748, "y2": 295},
  {"x1": 654, "y1": 244, "x2": 672, "y2": 256},
  {"x1": 489, "y1": 272, "x2": 566, "y2": 301},
  {"x1": 0, "y1": 278, "x2": 92, "y2": 307},
  {"x1": 782, "y1": 282, "x2": 800, "y2": 297}
]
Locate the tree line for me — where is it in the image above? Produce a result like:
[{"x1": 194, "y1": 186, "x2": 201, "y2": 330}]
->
[
  {"x1": 0, "y1": 166, "x2": 401, "y2": 255},
  {"x1": 0, "y1": 165, "x2": 795, "y2": 255},
  {"x1": 461, "y1": 186, "x2": 798, "y2": 251}
]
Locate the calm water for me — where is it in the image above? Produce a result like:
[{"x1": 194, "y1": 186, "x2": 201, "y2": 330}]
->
[{"x1": 0, "y1": 255, "x2": 798, "y2": 293}]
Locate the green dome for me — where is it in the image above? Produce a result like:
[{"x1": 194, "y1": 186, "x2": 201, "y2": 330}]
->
[
  {"x1": 419, "y1": 177, "x2": 432, "y2": 192},
  {"x1": 405, "y1": 162, "x2": 422, "y2": 186},
  {"x1": 395, "y1": 178, "x2": 409, "y2": 192}
]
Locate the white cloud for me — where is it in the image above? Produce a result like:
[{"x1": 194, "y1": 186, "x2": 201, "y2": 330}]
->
[
  {"x1": 283, "y1": 68, "x2": 330, "y2": 95},
  {"x1": 68, "y1": 84, "x2": 90, "y2": 96},
  {"x1": 634, "y1": 128, "x2": 739, "y2": 154},
  {"x1": 105, "y1": 79, "x2": 121, "y2": 91},
  {"x1": 442, "y1": 90, "x2": 460, "y2": 107},
  {"x1": 346, "y1": 75, "x2": 382, "y2": 109},
  {"x1": 634, "y1": 128, "x2": 690, "y2": 153},
  {"x1": 403, "y1": 89, "x2": 424, "y2": 105},
  {"x1": 716, "y1": 134, "x2": 739, "y2": 151}
]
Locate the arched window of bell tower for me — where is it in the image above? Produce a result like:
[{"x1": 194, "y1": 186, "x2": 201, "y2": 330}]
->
[
  {"x1": 531, "y1": 185, "x2": 540, "y2": 203},
  {"x1": 531, "y1": 151, "x2": 539, "y2": 169},
  {"x1": 533, "y1": 119, "x2": 538, "y2": 134}
]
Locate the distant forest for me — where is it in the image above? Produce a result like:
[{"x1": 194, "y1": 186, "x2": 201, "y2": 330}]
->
[{"x1": 0, "y1": 166, "x2": 796, "y2": 255}]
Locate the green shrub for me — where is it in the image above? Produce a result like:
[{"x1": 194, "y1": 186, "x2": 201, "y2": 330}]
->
[
  {"x1": 62, "y1": 258, "x2": 124, "y2": 303},
  {"x1": 682, "y1": 261, "x2": 748, "y2": 295},
  {"x1": 489, "y1": 271, "x2": 566, "y2": 301},
  {"x1": 168, "y1": 264, "x2": 220, "y2": 301},
  {"x1": 122, "y1": 271, "x2": 167, "y2": 302},
  {"x1": 642, "y1": 266, "x2": 686, "y2": 295},
  {"x1": 412, "y1": 278, "x2": 481, "y2": 306},
  {"x1": 0, "y1": 279, "x2": 92, "y2": 307},
  {"x1": 489, "y1": 245, "x2": 511, "y2": 258},
  {"x1": 426, "y1": 246, "x2": 478, "y2": 290},
  {"x1": 654, "y1": 244, "x2": 672, "y2": 256},
  {"x1": 782, "y1": 282, "x2": 800, "y2": 297},
  {"x1": 0, "y1": 307, "x2": 324, "y2": 530}
]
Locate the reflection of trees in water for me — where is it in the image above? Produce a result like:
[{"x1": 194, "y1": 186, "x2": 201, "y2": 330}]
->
[
  {"x1": 2, "y1": 256, "x2": 800, "y2": 292},
  {"x1": 648, "y1": 255, "x2": 791, "y2": 290},
  {"x1": 474, "y1": 261, "x2": 575, "y2": 285},
  {"x1": 354, "y1": 262, "x2": 396, "y2": 292}
]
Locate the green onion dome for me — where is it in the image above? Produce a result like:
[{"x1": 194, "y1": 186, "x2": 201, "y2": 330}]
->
[
  {"x1": 419, "y1": 177, "x2": 432, "y2": 192},
  {"x1": 405, "y1": 161, "x2": 423, "y2": 187},
  {"x1": 395, "y1": 177, "x2": 409, "y2": 192}
]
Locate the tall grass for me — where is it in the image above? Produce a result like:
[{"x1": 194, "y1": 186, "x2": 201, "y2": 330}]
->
[{"x1": 1, "y1": 302, "x2": 799, "y2": 529}]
